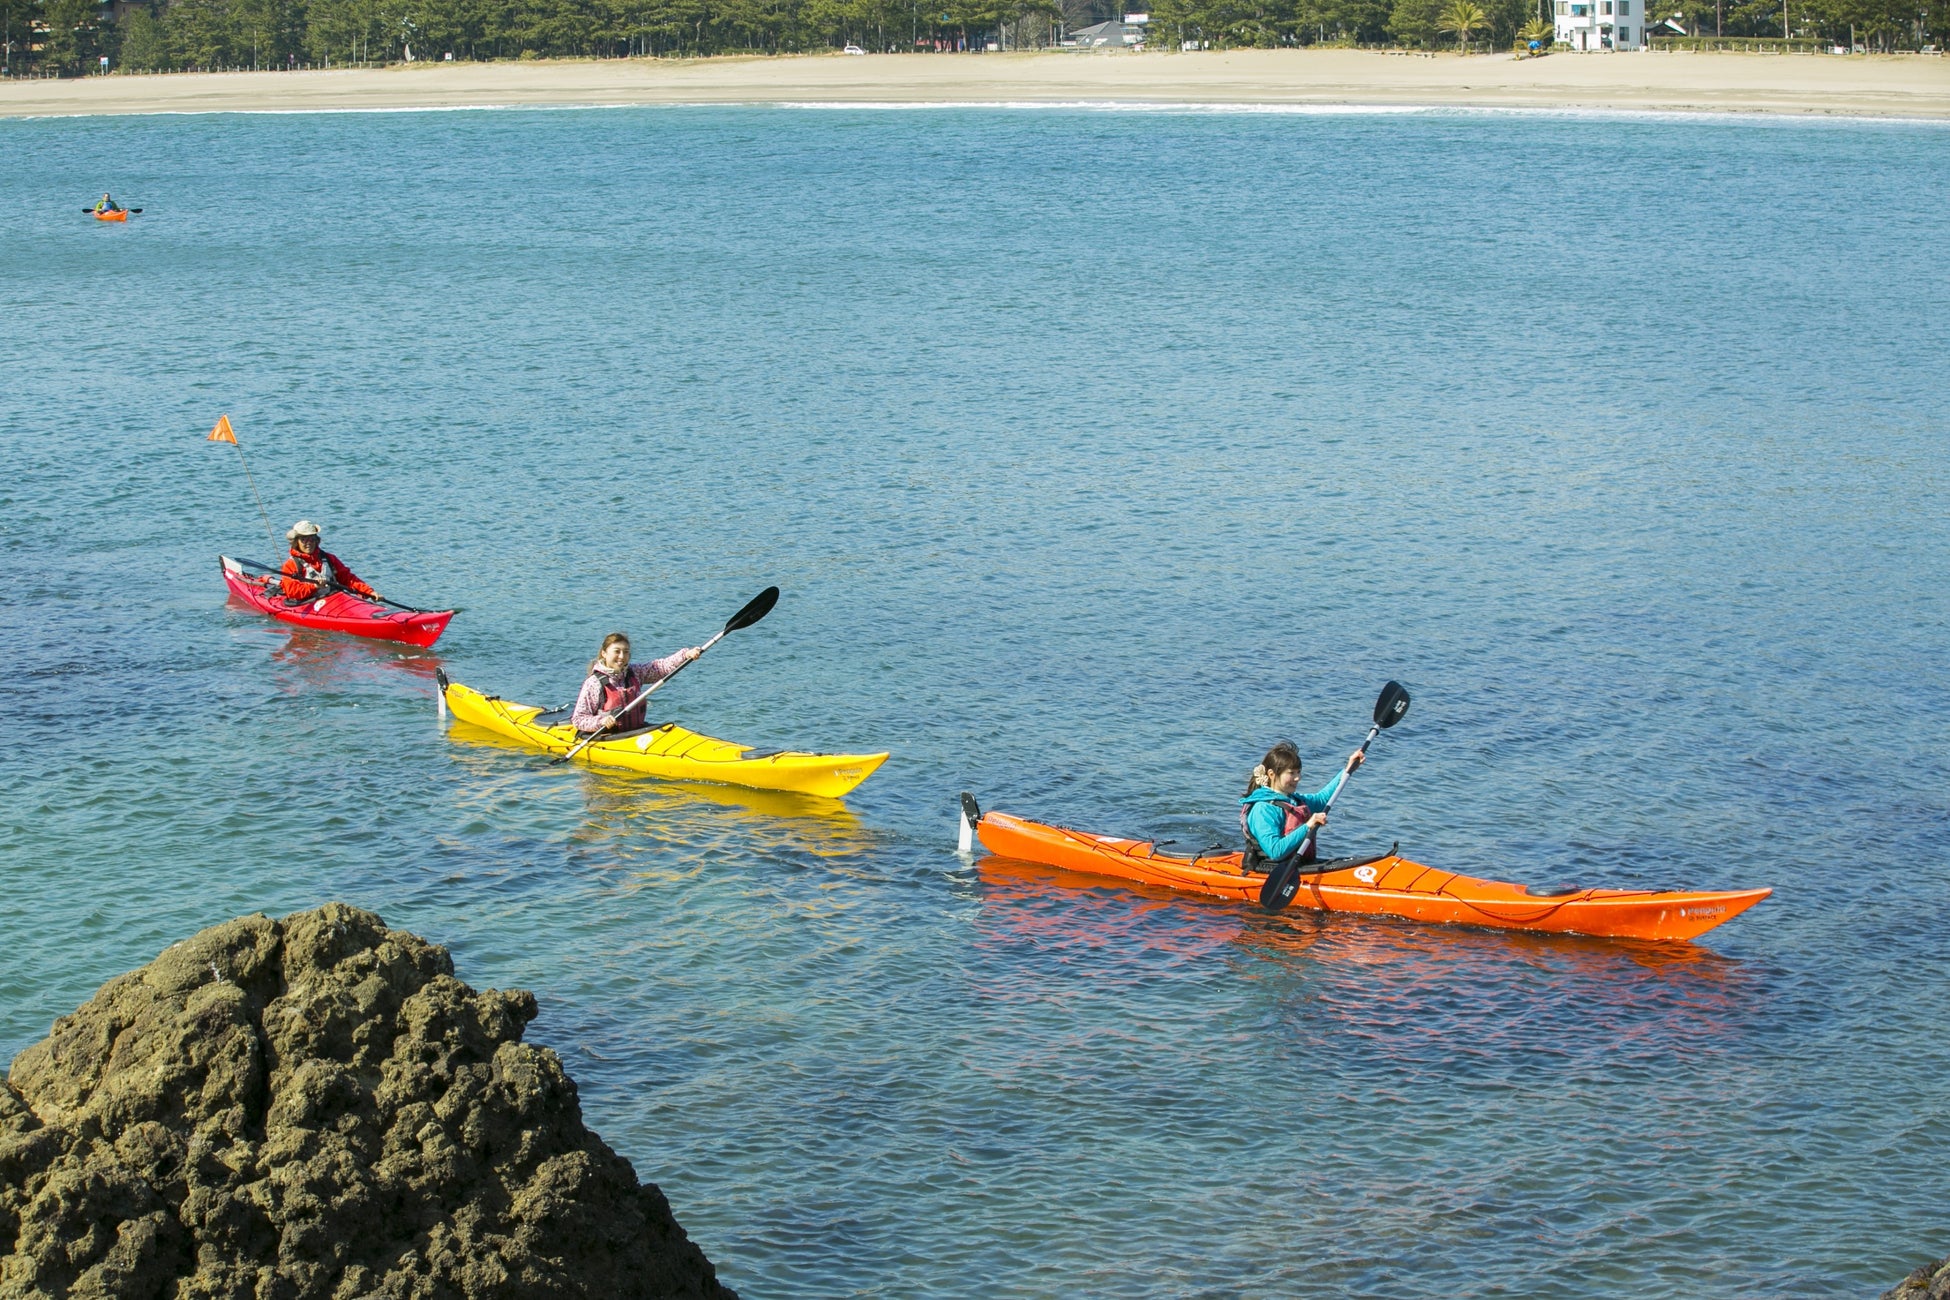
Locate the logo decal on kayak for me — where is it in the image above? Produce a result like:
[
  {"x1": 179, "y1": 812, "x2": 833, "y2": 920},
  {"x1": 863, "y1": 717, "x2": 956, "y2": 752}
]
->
[
  {"x1": 1353, "y1": 865, "x2": 1378, "y2": 884},
  {"x1": 1679, "y1": 905, "x2": 1725, "y2": 918}
]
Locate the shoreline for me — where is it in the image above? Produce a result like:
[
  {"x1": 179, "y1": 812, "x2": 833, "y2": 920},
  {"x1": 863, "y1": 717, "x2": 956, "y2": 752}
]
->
[{"x1": 4, "y1": 49, "x2": 1950, "y2": 121}]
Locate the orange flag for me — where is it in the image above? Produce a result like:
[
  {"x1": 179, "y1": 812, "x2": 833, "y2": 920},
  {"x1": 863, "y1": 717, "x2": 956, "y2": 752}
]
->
[{"x1": 207, "y1": 413, "x2": 275, "y2": 544}]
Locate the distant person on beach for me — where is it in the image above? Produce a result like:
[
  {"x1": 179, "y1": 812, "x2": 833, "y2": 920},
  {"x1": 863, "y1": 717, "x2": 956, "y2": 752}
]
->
[
  {"x1": 94, "y1": 193, "x2": 122, "y2": 213},
  {"x1": 572, "y1": 634, "x2": 703, "y2": 735},
  {"x1": 1239, "y1": 741, "x2": 1365, "y2": 871},
  {"x1": 279, "y1": 520, "x2": 380, "y2": 602}
]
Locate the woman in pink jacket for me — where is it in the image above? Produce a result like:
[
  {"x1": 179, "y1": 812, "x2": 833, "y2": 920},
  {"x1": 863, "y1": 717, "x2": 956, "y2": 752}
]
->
[{"x1": 571, "y1": 633, "x2": 703, "y2": 736}]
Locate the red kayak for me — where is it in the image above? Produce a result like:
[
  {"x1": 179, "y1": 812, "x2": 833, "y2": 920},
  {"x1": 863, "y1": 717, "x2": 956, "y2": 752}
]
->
[{"x1": 220, "y1": 555, "x2": 454, "y2": 648}]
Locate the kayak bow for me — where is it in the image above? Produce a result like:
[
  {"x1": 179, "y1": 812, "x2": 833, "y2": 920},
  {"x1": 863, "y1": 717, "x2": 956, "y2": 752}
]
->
[
  {"x1": 440, "y1": 675, "x2": 887, "y2": 799},
  {"x1": 968, "y1": 803, "x2": 1770, "y2": 943},
  {"x1": 220, "y1": 556, "x2": 454, "y2": 647}
]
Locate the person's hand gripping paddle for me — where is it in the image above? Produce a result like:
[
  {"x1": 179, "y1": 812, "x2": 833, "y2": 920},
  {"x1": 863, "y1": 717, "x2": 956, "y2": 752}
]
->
[
  {"x1": 552, "y1": 586, "x2": 780, "y2": 766},
  {"x1": 1257, "y1": 680, "x2": 1411, "y2": 912}
]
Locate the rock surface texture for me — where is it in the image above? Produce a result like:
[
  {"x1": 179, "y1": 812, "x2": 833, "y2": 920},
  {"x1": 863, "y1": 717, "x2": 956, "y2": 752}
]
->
[
  {"x1": 1888, "y1": 1257, "x2": 1950, "y2": 1300},
  {"x1": 0, "y1": 904, "x2": 735, "y2": 1299}
]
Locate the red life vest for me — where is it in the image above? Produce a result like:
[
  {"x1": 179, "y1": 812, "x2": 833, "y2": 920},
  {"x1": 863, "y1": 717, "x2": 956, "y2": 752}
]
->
[
  {"x1": 595, "y1": 668, "x2": 650, "y2": 732},
  {"x1": 280, "y1": 546, "x2": 372, "y2": 601},
  {"x1": 1239, "y1": 794, "x2": 1308, "y2": 872}
]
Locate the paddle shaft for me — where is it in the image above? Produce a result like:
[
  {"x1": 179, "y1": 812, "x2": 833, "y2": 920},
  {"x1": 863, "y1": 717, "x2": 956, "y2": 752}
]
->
[
  {"x1": 233, "y1": 560, "x2": 425, "y2": 612},
  {"x1": 1258, "y1": 681, "x2": 1409, "y2": 911},
  {"x1": 551, "y1": 585, "x2": 777, "y2": 766},
  {"x1": 553, "y1": 628, "x2": 726, "y2": 765},
  {"x1": 1294, "y1": 723, "x2": 1380, "y2": 860}
]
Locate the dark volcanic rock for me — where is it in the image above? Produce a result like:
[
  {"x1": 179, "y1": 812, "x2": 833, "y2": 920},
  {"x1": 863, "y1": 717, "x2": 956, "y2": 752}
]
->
[
  {"x1": 0, "y1": 904, "x2": 735, "y2": 1299},
  {"x1": 1888, "y1": 1257, "x2": 1950, "y2": 1300}
]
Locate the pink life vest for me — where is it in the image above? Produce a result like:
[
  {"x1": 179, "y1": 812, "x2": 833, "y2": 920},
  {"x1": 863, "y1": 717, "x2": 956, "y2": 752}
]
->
[
  {"x1": 1240, "y1": 794, "x2": 1308, "y2": 870},
  {"x1": 596, "y1": 668, "x2": 650, "y2": 732}
]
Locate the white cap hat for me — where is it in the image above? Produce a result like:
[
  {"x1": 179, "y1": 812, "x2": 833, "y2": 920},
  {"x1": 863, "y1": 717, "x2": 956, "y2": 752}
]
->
[{"x1": 286, "y1": 520, "x2": 321, "y2": 540}]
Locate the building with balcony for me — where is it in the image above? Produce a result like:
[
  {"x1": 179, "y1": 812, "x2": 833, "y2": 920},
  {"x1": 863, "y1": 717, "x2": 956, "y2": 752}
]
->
[{"x1": 1555, "y1": 0, "x2": 1641, "y2": 49}]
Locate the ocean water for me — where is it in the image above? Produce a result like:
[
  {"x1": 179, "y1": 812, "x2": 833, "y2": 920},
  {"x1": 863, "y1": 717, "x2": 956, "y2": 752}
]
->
[{"x1": 2, "y1": 102, "x2": 1947, "y2": 1298}]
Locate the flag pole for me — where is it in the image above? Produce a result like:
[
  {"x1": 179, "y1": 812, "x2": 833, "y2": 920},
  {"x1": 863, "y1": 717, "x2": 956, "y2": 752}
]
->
[{"x1": 208, "y1": 414, "x2": 277, "y2": 547}]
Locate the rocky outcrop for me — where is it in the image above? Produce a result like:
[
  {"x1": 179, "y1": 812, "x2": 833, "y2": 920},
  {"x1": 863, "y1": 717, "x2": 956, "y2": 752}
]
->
[
  {"x1": 0, "y1": 904, "x2": 735, "y2": 1299},
  {"x1": 1888, "y1": 1257, "x2": 1950, "y2": 1300}
]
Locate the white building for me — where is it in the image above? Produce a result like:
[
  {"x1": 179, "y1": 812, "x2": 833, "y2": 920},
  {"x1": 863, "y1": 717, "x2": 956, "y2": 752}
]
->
[{"x1": 1555, "y1": 0, "x2": 1642, "y2": 49}]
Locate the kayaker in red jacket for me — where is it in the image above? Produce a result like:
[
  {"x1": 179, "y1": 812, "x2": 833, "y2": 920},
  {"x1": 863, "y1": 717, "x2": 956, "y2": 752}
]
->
[
  {"x1": 572, "y1": 633, "x2": 703, "y2": 735},
  {"x1": 279, "y1": 520, "x2": 379, "y2": 602}
]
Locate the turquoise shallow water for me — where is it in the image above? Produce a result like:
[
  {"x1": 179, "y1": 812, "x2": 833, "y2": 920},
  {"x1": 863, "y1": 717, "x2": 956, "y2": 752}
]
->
[{"x1": 3, "y1": 104, "x2": 1948, "y2": 1297}]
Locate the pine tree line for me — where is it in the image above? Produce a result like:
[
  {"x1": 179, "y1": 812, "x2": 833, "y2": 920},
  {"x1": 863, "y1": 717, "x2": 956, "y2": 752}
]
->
[
  {"x1": 1147, "y1": 0, "x2": 1939, "y2": 48},
  {"x1": 0, "y1": 0, "x2": 1936, "y2": 77}
]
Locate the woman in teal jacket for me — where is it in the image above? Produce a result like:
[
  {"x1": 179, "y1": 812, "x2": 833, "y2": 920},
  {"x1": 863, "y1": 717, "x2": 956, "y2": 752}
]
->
[{"x1": 1239, "y1": 740, "x2": 1364, "y2": 870}]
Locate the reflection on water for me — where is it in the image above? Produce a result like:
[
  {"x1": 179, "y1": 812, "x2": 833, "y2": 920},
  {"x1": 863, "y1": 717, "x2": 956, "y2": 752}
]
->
[
  {"x1": 444, "y1": 718, "x2": 874, "y2": 874},
  {"x1": 974, "y1": 855, "x2": 1246, "y2": 967},
  {"x1": 974, "y1": 854, "x2": 1760, "y2": 1058},
  {"x1": 6, "y1": 106, "x2": 1946, "y2": 1298},
  {"x1": 239, "y1": 612, "x2": 448, "y2": 692}
]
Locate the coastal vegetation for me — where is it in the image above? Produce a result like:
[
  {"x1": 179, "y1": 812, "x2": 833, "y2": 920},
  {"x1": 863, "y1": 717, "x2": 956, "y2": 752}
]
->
[{"x1": 0, "y1": 0, "x2": 1940, "y2": 81}]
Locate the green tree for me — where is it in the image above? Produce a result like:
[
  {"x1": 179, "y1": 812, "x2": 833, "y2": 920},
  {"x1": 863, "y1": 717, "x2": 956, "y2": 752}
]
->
[
  {"x1": 166, "y1": 0, "x2": 243, "y2": 67},
  {"x1": 1439, "y1": 0, "x2": 1486, "y2": 44},
  {"x1": 1820, "y1": 0, "x2": 1926, "y2": 46},
  {"x1": 306, "y1": 0, "x2": 381, "y2": 61},
  {"x1": 40, "y1": 0, "x2": 104, "y2": 71},
  {"x1": 1, "y1": 0, "x2": 36, "y2": 71},
  {"x1": 1386, "y1": 0, "x2": 1444, "y2": 42},
  {"x1": 233, "y1": 0, "x2": 284, "y2": 65},
  {"x1": 1299, "y1": 0, "x2": 1393, "y2": 40},
  {"x1": 119, "y1": 3, "x2": 174, "y2": 65},
  {"x1": 1479, "y1": 0, "x2": 1528, "y2": 42}
]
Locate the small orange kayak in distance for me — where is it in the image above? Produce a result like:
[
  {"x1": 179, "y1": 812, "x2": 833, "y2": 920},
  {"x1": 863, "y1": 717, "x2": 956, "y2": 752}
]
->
[
  {"x1": 966, "y1": 801, "x2": 1771, "y2": 943},
  {"x1": 93, "y1": 209, "x2": 128, "y2": 222}
]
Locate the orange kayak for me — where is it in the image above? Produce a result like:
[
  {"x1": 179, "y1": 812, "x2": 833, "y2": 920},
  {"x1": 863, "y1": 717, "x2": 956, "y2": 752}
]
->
[
  {"x1": 970, "y1": 806, "x2": 1771, "y2": 943},
  {"x1": 93, "y1": 209, "x2": 128, "y2": 222}
]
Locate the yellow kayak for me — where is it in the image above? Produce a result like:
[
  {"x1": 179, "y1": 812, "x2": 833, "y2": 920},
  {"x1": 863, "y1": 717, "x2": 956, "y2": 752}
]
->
[{"x1": 437, "y1": 673, "x2": 888, "y2": 799}]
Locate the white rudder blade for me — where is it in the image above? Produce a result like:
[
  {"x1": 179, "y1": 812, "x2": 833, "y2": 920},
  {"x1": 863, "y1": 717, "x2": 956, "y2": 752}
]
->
[{"x1": 957, "y1": 792, "x2": 981, "y2": 856}]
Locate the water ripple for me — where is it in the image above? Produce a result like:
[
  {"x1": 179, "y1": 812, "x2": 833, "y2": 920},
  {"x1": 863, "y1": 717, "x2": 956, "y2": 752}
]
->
[{"x1": 2, "y1": 105, "x2": 1946, "y2": 1298}]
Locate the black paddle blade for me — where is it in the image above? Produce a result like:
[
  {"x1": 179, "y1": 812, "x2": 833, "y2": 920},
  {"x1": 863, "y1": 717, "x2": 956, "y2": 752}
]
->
[
  {"x1": 724, "y1": 586, "x2": 779, "y2": 634},
  {"x1": 1258, "y1": 859, "x2": 1303, "y2": 912},
  {"x1": 1373, "y1": 680, "x2": 1411, "y2": 729},
  {"x1": 960, "y1": 791, "x2": 982, "y2": 828}
]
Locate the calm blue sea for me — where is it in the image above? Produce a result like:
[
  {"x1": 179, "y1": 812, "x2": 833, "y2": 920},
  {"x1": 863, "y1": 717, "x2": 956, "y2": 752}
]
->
[{"x1": 2, "y1": 102, "x2": 1946, "y2": 1298}]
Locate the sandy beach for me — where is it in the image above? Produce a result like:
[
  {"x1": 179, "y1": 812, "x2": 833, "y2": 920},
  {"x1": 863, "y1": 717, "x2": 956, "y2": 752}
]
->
[{"x1": 4, "y1": 48, "x2": 1948, "y2": 120}]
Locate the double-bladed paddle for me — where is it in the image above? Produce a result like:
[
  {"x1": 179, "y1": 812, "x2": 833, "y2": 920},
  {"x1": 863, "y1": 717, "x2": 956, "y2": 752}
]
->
[
  {"x1": 83, "y1": 207, "x2": 142, "y2": 214},
  {"x1": 1257, "y1": 680, "x2": 1411, "y2": 912},
  {"x1": 286, "y1": 582, "x2": 450, "y2": 615},
  {"x1": 552, "y1": 586, "x2": 780, "y2": 767},
  {"x1": 230, "y1": 558, "x2": 457, "y2": 614}
]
